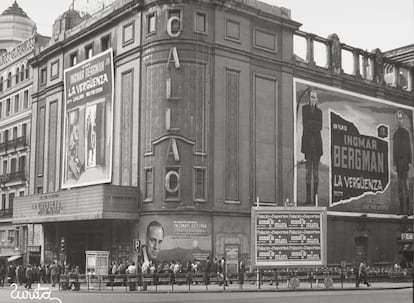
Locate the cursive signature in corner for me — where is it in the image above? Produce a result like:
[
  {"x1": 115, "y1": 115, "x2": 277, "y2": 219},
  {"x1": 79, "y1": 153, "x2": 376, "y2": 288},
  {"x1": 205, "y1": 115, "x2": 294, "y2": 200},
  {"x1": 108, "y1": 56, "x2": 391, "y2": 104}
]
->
[{"x1": 10, "y1": 283, "x2": 63, "y2": 303}]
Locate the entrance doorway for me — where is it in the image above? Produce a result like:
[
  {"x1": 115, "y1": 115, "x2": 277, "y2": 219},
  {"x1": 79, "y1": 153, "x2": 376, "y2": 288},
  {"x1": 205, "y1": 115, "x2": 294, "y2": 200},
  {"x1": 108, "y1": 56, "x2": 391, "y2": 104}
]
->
[
  {"x1": 354, "y1": 236, "x2": 368, "y2": 264},
  {"x1": 66, "y1": 233, "x2": 103, "y2": 272}
]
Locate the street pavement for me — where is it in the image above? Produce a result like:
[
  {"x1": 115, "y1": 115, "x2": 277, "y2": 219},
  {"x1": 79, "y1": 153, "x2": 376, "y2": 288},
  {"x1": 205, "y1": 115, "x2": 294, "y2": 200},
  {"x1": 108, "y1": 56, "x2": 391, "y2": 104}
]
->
[{"x1": 0, "y1": 283, "x2": 412, "y2": 303}]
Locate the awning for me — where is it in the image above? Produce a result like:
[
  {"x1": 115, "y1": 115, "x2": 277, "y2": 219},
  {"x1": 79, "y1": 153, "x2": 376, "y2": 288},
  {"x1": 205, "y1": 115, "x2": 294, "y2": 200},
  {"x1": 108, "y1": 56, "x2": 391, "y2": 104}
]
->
[{"x1": 7, "y1": 255, "x2": 22, "y2": 262}]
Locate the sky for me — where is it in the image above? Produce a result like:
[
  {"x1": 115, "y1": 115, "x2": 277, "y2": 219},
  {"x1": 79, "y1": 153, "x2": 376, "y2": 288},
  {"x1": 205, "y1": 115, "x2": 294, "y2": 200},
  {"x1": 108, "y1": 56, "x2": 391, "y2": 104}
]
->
[{"x1": 1, "y1": 0, "x2": 413, "y2": 52}]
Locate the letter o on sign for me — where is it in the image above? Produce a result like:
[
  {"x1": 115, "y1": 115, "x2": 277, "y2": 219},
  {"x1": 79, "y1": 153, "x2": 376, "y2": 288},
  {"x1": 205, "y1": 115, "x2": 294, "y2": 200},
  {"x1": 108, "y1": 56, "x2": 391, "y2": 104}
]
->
[
  {"x1": 167, "y1": 16, "x2": 181, "y2": 37},
  {"x1": 165, "y1": 170, "x2": 180, "y2": 193}
]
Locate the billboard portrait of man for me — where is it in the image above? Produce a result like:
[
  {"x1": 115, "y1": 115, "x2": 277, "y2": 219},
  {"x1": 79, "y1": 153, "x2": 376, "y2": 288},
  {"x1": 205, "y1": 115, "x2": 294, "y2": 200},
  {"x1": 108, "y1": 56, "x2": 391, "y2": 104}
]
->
[
  {"x1": 393, "y1": 110, "x2": 412, "y2": 215},
  {"x1": 139, "y1": 221, "x2": 164, "y2": 272}
]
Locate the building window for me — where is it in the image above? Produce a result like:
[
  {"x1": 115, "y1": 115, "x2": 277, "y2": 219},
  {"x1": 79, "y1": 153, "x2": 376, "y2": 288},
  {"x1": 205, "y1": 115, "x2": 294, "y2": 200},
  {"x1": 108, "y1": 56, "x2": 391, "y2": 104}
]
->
[
  {"x1": 19, "y1": 156, "x2": 26, "y2": 173},
  {"x1": 20, "y1": 65, "x2": 25, "y2": 81},
  {"x1": 6, "y1": 99, "x2": 10, "y2": 116},
  {"x1": 2, "y1": 160, "x2": 7, "y2": 175},
  {"x1": 165, "y1": 167, "x2": 180, "y2": 201},
  {"x1": 122, "y1": 22, "x2": 135, "y2": 46},
  {"x1": 23, "y1": 90, "x2": 29, "y2": 109},
  {"x1": 25, "y1": 65, "x2": 29, "y2": 78},
  {"x1": 85, "y1": 43, "x2": 94, "y2": 59},
  {"x1": 36, "y1": 186, "x2": 43, "y2": 194},
  {"x1": 7, "y1": 72, "x2": 11, "y2": 88},
  {"x1": 14, "y1": 94, "x2": 19, "y2": 113},
  {"x1": 8, "y1": 230, "x2": 14, "y2": 242},
  {"x1": 12, "y1": 127, "x2": 17, "y2": 140},
  {"x1": 4, "y1": 130, "x2": 8, "y2": 143},
  {"x1": 40, "y1": 67, "x2": 47, "y2": 85},
  {"x1": 193, "y1": 167, "x2": 206, "y2": 201},
  {"x1": 22, "y1": 123, "x2": 27, "y2": 138},
  {"x1": 147, "y1": 12, "x2": 156, "y2": 35},
  {"x1": 194, "y1": 11, "x2": 207, "y2": 34},
  {"x1": 8, "y1": 193, "x2": 14, "y2": 210},
  {"x1": 69, "y1": 52, "x2": 78, "y2": 66},
  {"x1": 101, "y1": 34, "x2": 111, "y2": 51},
  {"x1": 225, "y1": 18, "x2": 240, "y2": 41},
  {"x1": 15, "y1": 67, "x2": 20, "y2": 84},
  {"x1": 225, "y1": 69, "x2": 240, "y2": 201},
  {"x1": 0, "y1": 230, "x2": 5, "y2": 242},
  {"x1": 50, "y1": 60, "x2": 59, "y2": 80},
  {"x1": 0, "y1": 76, "x2": 3, "y2": 92},
  {"x1": 254, "y1": 28, "x2": 276, "y2": 51},
  {"x1": 11, "y1": 158, "x2": 16, "y2": 173},
  {"x1": 0, "y1": 102, "x2": 2, "y2": 118},
  {"x1": 144, "y1": 167, "x2": 153, "y2": 201}
]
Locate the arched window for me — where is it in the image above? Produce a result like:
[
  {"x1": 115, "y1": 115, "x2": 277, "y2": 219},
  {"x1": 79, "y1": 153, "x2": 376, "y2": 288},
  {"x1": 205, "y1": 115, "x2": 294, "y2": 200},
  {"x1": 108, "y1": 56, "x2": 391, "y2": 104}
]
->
[
  {"x1": 25, "y1": 66, "x2": 29, "y2": 79},
  {"x1": 15, "y1": 67, "x2": 19, "y2": 84},
  {"x1": 0, "y1": 76, "x2": 3, "y2": 92},
  {"x1": 7, "y1": 72, "x2": 11, "y2": 88},
  {"x1": 20, "y1": 65, "x2": 25, "y2": 81}
]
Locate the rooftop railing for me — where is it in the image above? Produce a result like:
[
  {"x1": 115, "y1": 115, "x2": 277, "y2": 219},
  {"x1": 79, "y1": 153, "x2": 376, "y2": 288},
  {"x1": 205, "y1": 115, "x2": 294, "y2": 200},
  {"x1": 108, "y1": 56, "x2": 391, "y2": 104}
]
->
[{"x1": 294, "y1": 30, "x2": 413, "y2": 92}]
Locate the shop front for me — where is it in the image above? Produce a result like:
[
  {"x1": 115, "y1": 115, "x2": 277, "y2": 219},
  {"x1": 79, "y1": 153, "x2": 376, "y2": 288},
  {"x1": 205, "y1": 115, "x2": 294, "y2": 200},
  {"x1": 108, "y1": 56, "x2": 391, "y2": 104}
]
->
[{"x1": 13, "y1": 184, "x2": 138, "y2": 271}]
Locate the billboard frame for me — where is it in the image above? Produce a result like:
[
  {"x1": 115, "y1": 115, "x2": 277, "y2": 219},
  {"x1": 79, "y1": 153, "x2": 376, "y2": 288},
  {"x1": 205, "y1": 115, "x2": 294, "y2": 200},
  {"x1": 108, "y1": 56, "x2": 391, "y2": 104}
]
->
[
  {"x1": 251, "y1": 206, "x2": 327, "y2": 269},
  {"x1": 62, "y1": 48, "x2": 114, "y2": 189}
]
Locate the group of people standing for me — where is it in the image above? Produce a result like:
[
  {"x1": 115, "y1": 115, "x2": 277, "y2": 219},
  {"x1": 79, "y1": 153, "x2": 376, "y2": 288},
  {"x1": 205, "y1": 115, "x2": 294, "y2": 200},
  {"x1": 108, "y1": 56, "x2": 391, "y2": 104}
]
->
[{"x1": 0, "y1": 261, "x2": 78, "y2": 289}]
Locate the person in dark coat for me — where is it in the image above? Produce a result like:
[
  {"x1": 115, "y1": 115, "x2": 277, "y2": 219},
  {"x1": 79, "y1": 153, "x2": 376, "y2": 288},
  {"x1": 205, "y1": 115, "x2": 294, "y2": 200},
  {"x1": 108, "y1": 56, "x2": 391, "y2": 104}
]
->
[
  {"x1": 0, "y1": 264, "x2": 6, "y2": 286},
  {"x1": 301, "y1": 88, "x2": 323, "y2": 205},
  {"x1": 25, "y1": 264, "x2": 33, "y2": 289},
  {"x1": 393, "y1": 110, "x2": 412, "y2": 215}
]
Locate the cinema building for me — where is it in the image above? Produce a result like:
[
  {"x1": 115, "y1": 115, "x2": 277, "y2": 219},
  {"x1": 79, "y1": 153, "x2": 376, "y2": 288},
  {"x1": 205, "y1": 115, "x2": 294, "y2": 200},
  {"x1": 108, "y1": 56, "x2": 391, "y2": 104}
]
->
[{"x1": 11, "y1": 0, "x2": 413, "y2": 271}]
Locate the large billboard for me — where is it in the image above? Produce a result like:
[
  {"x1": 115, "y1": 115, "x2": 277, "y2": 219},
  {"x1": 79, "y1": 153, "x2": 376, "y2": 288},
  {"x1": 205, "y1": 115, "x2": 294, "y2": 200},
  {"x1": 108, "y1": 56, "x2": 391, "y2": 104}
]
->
[
  {"x1": 62, "y1": 49, "x2": 114, "y2": 188},
  {"x1": 137, "y1": 216, "x2": 212, "y2": 265},
  {"x1": 294, "y1": 78, "x2": 413, "y2": 215},
  {"x1": 251, "y1": 207, "x2": 327, "y2": 268}
]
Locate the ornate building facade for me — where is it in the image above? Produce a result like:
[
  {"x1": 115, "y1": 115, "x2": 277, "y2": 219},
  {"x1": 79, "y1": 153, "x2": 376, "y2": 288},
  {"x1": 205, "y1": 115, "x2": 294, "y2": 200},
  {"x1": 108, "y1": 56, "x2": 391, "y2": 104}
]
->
[
  {"x1": 0, "y1": 1, "x2": 49, "y2": 266},
  {"x1": 10, "y1": 0, "x2": 413, "y2": 271}
]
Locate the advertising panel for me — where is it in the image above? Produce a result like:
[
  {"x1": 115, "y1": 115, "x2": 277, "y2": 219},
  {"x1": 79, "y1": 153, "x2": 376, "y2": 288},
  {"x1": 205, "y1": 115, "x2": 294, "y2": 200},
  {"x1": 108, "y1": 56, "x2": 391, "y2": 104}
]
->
[
  {"x1": 251, "y1": 207, "x2": 327, "y2": 268},
  {"x1": 138, "y1": 216, "x2": 211, "y2": 265},
  {"x1": 294, "y1": 79, "x2": 413, "y2": 215},
  {"x1": 62, "y1": 49, "x2": 114, "y2": 188}
]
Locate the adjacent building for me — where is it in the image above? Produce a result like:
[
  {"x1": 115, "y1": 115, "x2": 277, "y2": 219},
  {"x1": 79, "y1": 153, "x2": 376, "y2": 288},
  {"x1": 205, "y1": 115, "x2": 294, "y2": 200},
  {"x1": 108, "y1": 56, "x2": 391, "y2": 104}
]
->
[
  {"x1": 0, "y1": 1, "x2": 49, "y2": 267},
  {"x1": 8, "y1": 0, "x2": 414, "y2": 271}
]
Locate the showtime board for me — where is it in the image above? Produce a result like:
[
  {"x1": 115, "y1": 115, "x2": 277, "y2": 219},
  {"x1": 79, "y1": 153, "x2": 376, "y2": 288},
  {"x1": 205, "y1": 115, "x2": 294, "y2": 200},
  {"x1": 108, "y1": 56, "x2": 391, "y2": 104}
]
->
[{"x1": 251, "y1": 207, "x2": 327, "y2": 268}]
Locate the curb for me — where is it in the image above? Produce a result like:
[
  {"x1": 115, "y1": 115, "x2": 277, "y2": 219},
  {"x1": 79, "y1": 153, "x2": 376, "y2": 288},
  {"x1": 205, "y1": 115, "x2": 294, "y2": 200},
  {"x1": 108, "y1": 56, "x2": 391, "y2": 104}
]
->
[{"x1": 52, "y1": 285, "x2": 413, "y2": 294}]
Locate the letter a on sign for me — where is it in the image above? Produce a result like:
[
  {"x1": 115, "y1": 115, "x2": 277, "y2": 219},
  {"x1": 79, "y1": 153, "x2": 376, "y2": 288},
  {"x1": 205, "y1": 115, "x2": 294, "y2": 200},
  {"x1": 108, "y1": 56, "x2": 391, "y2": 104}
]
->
[
  {"x1": 167, "y1": 47, "x2": 180, "y2": 69},
  {"x1": 167, "y1": 138, "x2": 180, "y2": 161}
]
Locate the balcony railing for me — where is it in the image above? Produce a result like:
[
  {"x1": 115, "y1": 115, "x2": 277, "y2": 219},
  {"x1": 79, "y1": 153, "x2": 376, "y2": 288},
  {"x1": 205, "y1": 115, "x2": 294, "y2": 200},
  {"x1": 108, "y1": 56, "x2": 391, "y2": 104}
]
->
[
  {"x1": 0, "y1": 136, "x2": 29, "y2": 154},
  {"x1": 0, "y1": 208, "x2": 12, "y2": 217},
  {"x1": 0, "y1": 171, "x2": 26, "y2": 184}
]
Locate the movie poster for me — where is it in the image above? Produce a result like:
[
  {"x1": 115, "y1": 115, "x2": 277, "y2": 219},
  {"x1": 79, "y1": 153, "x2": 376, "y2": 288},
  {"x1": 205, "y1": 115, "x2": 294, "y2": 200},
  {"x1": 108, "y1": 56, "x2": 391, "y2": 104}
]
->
[
  {"x1": 62, "y1": 49, "x2": 114, "y2": 188},
  {"x1": 138, "y1": 216, "x2": 212, "y2": 264},
  {"x1": 294, "y1": 79, "x2": 413, "y2": 215}
]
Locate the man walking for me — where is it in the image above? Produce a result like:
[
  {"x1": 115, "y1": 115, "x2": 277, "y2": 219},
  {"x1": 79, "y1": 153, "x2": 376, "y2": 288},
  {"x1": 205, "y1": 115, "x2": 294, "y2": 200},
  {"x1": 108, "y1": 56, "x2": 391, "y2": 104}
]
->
[
  {"x1": 356, "y1": 259, "x2": 370, "y2": 288},
  {"x1": 25, "y1": 264, "x2": 33, "y2": 289}
]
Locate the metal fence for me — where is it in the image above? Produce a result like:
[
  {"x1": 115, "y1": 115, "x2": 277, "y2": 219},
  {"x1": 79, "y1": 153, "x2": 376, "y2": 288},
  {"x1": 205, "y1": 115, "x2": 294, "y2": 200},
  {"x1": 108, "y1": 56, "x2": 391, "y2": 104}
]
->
[{"x1": 58, "y1": 268, "x2": 413, "y2": 292}]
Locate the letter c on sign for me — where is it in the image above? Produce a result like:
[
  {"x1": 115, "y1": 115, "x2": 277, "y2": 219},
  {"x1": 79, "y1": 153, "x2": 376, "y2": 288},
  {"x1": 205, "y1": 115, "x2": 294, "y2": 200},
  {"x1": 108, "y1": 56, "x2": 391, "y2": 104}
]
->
[
  {"x1": 167, "y1": 16, "x2": 181, "y2": 37},
  {"x1": 165, "y1": 170, "x2": 180, "y2": 193}
]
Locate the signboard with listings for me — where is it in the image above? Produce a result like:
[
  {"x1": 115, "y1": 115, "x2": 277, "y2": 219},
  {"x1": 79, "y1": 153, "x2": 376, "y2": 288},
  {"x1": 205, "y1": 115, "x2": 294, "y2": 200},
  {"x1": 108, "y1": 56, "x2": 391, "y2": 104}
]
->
[{"x1": 251, "y1": 207, "x2": 327, "y2": 268}]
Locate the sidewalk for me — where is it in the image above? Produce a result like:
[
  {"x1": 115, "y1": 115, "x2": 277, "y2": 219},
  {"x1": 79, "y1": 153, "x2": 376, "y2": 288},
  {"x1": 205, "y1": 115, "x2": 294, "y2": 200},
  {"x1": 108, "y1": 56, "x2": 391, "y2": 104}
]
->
[
  {"x1": 2, "y1": 280, "x2": 412, "y2": 294},
  {"x1": 52, "y1": 280, "x2": 413, "y2": 293}
]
